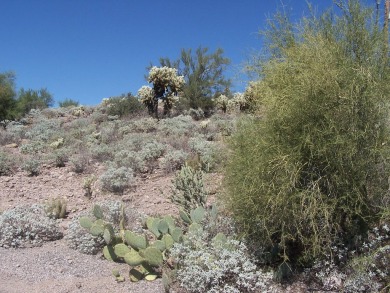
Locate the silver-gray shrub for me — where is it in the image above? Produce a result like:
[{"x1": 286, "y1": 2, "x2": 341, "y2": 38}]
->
[
  {"x1": 188, "y1": 135, "x2": 216, "y2": 171},
  {"x1": 20, "y1": 140, "x2": 45, "y2": 154},
  {"x1": 4, "y1": 121, "x2": 26, "y2": 142},
  {"x1": 22, "y1": 158, "x2": 41, "y2": 176},
  {"x1": 0, "y1": 204, "x2": 62, "y2": 248},
  {"x1": 98, "y1": 121, "x2": 119, "y2": 144},
  {"x1": 69, "y1": 154, "x2": 89, "y2": 174},
  {"x1": 114, "y1": 141, "x2": 166, "y2": 173},
  {"x1": 65, "y1": 118, "x2": 96, "y2": 141},
  {"x1": 170, "y1": 230, "x2": 273, "y2": 293},
  {"x1": 184, "y1": 108, "x2": 205, "y2": 121},
  {"x1": 90, "y1": 143, "x2": 114, "y2": 162},
  {"x1": 160, "y1": 149, "x2": 189, "y2": 173},
  {"x1": 25, "y1": 118, "x2": 61, "y2": 143},
  {"x1": 117, "y1": 133, "x2": 155, "y2": 152},
  {"x1": 126, "y1": 117, "x2": 158, "y2": 133},
  {"x1": 139, "y1": 141, "x2": 166, "y2": 161},
  {"x1": 157, "y1": 114, "x2": 197, "y2": 136},
  {"x1": 0, "y1": 151, "x2": 13, "y2": 176},
  {"x1": 114, "y1": 150, "x2": 143, "y2": 171},
  {"x1": 66, "y1": 216, "x2": 105, "y2": 255},
  {"x1": 100, "y1": 165, "x2": 134, "y2": 193},
  {"x1": 0, "y1": 127, "x2": 16, "y2": 146}
]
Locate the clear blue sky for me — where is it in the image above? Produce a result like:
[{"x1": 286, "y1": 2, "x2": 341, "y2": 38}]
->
[{"x1": 0, "y1": 0, "x2": 379, "y2": 106}]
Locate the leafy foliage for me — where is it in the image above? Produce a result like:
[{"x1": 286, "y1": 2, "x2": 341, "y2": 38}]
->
[
  {"x1": 224, "y1": 0, "x2": 390, "y2": 266},
  {"x1": 103, "y1": 93, "x2": 144, "y2": 117},
  {"x1": 157, "y1": 46, "x2": 231, "y2": 114},
  {"x1": 0, "y1": 72, "x2": 17, "y2": 121},
  {"x1": 15, "y1": 88, "x2": 54, "y2": 118},
  {"x1": 58, "y1": 98, "x2": 79, "y2": 108}
]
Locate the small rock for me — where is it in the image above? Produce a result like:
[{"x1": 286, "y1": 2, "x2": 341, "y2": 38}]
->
[{"x1": 5, "y1": 143, "x2": 18, "y2": 148}]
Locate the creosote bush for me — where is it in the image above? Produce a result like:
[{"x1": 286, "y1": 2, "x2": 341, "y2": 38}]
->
[{"x1": 225, "y1": 0, "x2": 390, "y2": 267}]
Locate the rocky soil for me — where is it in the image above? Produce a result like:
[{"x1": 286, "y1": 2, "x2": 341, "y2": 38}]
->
[{"x1": 0, "y1": 158, "x2": 224, "y2": 293}]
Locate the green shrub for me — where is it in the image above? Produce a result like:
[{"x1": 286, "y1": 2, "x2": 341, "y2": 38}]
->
[
  {"x1": 22, "y1": 158, "x2": 41, "y2": 176},
  {"x1": 104, "y1": 93, "x2": 144, "y2": 118},
  {"x1": 0, "y1": 151, "x2": 13, "y2": 176},
  {"x1": 224, "y1": 1, "x2": 390, "y2": 266},
  {"x1": 69, "y1": 154, "x2": 89, "y2": 174},
  {"x1": 59, "y1": 98, "x2": 79, "y2": 108}
]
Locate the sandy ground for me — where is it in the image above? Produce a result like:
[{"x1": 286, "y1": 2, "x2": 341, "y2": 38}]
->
[{"x1": 0, "y1": 162, "x2": 182, "y2": 293}]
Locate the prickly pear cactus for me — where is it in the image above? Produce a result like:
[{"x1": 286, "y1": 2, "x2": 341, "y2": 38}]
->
[
  {"x1": 93, "y1": 204, "x2": 104, "y2": 219},
  {"x1": 124, "y1": 249, "x2": 144, "y2": 266},
  {"x1": 179, "y1": 210, "x2": 192, "y2": 224},
  {"x1": 79, "y1": 216, "x2": 93, "y2": 229},
  {"x1": 190, "y1": 206, "x2": 206, "y2": 223},
  {"x1": 144, "y1": 246, "x2": 163, "y2": 267},
  {"x1": 124, "y1": 230, "x2": 148, "y2": 250}
]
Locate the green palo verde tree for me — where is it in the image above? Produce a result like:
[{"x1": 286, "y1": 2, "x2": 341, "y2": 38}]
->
[
  {"x1": 15, "y1": 88, "x2": 54, "y2": 118},
  {"x1": 157, "y1": 46, "x2": 232, "y2": 115},
  {"x1": 224, "y1": 0, "x2": 390, "y2": 267},
  {"x1": 0, "y1": 72, "x2": 17, "y2": 122}
]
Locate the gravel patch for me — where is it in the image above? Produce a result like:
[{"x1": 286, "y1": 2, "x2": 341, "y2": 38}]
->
[{"x1": 0, "y1": 239, "x2": 164, "y2": 293}]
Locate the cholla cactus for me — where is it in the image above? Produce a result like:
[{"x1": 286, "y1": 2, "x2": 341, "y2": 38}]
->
[
  {"x1": 227, "y1": 92, "x2": 247, "y2": 113},
  {"x1": 137, "y1": 86, "x2": 155, "y2": 115},
  {"x1": 137, "y1": 86, "x2": 154, "y2": 104},
  {"x1": 242, "y1": 81, "x2": 261, "y2": 112},
  {"x1": 141, "y1": 66, "x2": 185, "y2": 118},
  {"x1": 148, "y1": 66, "x2": 185, "y2": 92},
  {"x1": 214, "y1": 94, "x2": 229, "y2": 113}
]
